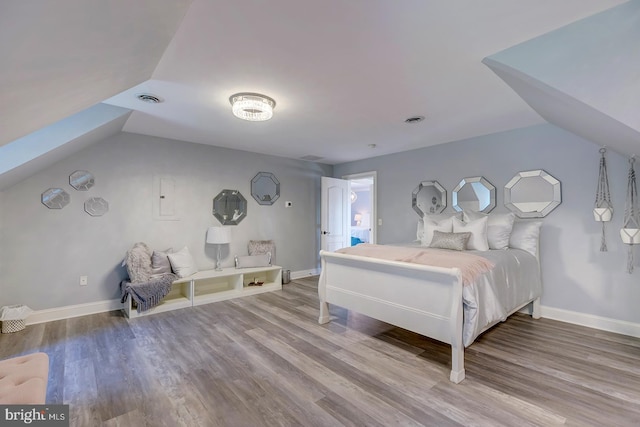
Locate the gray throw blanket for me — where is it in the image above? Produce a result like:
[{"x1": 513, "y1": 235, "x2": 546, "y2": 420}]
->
[{"x1": 120, "y1": 273, "x2": 178, "y2": 313}]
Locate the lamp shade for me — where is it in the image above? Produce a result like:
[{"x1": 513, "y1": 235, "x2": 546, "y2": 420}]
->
[{"x1": 206, "y1": 226, "x2": 231, "y2": 244}]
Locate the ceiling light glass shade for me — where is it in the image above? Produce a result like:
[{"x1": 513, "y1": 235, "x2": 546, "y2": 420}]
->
[{"x1": 229, "y1": 92, "x2": 276, "y2": 121}]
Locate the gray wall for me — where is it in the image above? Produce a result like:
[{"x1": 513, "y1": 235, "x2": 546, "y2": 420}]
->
[
  {"x1": 334, "y1": 123, "x2": 640, "y2": 324},
  {"x1": 0, "y1": 132, "x2": 331, "y2": 310}
]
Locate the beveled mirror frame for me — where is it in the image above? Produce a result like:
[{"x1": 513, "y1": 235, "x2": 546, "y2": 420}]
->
[
  {"x1": 412, "y1": 181, "x2": 446, "y2": 217},
  {"x1": 69, "y1": 170, "x2": 95, "y2": 191},
  {"x1": 251, "y1": 172, "x2": 280, "y2": 205},
  {"x1": 42, "y1": 188, "x2": 70, "y2": 209},
  {"x1": 213, "y1": 190, "x2": 247, "y2": 225},
  {"x1": 504, "y1": 169, "x2": 561, "y2": 218},
  {"x1": 452, "y1": 176, "x2": 496, "y2": 213}
]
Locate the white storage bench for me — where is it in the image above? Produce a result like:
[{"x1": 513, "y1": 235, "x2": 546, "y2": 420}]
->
[{"x1": 124, "y1": 266, "x2": 282, "y2": 318}]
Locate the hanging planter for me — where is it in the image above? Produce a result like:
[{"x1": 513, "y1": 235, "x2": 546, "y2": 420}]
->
[
  {"x1": 620, "y1": 156, "x2": 640, "y2": 273},
  {"x1": 594, "y1": 147, "x2": 613, "y2": 251}
]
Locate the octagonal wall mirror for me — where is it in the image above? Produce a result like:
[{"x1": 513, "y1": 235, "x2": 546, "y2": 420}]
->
[
  {"x1": 412, "y1": 181, "x2": 446, "y2": 217},
  {"x1": 69, "y1": 170, "x2": 95, "y2": 191},
  {"x1": 84, "y1": 197, "x2": 109, "y2": 216},
  {"x1": 213, "y1": 190, "x2": 247, "y2": 225},
  {"x1": 452, "y1": 176, "x2": 496, "y2": 213},
  {"x1": 251, "y1": 172, "x2": 280, "y2": 205},
  {"x1": 42, "y1": 188, "x2": 70, "y2": 209},
  {"x1": 504, "y1": 170, "x2": 561, "y2": 218}
]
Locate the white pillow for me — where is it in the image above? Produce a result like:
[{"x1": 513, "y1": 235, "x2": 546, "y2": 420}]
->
[
  {"x1": 464, "y1": 211, "x2": 515, "y2": 250},
  {"x1": 453, "y1": 216, "x2": 489, "y2": 251},
  {"x1": 421, "y1": 216, "x2": 454, "y2": 246},
  {"x1": 509, "y1": 220, "x2": 542, "y2": 257},
  {"x1": 167, "y1": 246, "x2": 198, "y2": 278},
  {"x1": 418, "y1": 212, "x2": 462, "y2": 243}
]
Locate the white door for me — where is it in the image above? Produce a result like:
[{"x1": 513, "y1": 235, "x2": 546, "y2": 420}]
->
[{"x1": 321, "y1": 177, "x2": 350, "y2": 252}]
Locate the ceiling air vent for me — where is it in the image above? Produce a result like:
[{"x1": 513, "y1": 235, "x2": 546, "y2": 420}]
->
[
  {"x1": 136, "y1": 93, "x2": 164, "y2": 104},
  {"x1": 405, "y1": 116, "x2": 425, "y2": 123}
]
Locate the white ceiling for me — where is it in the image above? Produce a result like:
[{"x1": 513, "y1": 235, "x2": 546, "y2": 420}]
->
[{"x1": 2, "y1": 0, "x2": 629, "y2": 167}]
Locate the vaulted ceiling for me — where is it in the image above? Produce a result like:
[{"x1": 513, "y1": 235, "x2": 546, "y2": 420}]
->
[{"x1": 0, "y1": 0, "x2": 636, "y2": 184}]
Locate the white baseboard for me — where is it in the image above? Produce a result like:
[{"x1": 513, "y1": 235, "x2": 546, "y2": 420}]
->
[
  {"x1": 539, "y1": 305, "x2": 640, "y2": 339},
  {"x1": 26, "y1": 299, "x2": 122, "y2": 325},
  {"x1": 23, "y1": 285, "x2": 640, "y2": 341},
  {"x1": 290, "y1": 269, "x2": 320, "y2": 280}
]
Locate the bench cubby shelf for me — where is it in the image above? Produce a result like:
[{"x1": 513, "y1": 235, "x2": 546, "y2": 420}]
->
[{"x1": 124, "y1": 265, "x2": 282, "y2": 319}]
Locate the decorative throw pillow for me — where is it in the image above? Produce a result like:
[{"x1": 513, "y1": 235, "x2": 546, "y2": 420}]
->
[
  {"x1": 421, "y1": 216, "x2": 455, "y2": 246},
  {"x1": 453, "y1": 216, "x2": 489, "y2": 251},
  {"x1": 418, "y1": 212, "x2": 462, "y2": 242},
  {"x1": 509, "y1": 220, "x2": 542, "y2": 257},
  {"x1": 464, "y1": 211, "x2": 515, "y2": 250},
  {"x1": 167, "y1": 246, "x2": 198, "y2": 278},
  {"x1": 248, "y1": 240, "x2": 276, "y2": 264},
  {"x1": 125, "y1": 242, "x2": 153, "y2": 283},
  {"x1": 235, "y1": 252, "x2": 272, "y2": 268},
  {"x1": 151, "y1": 248, "x2": 173, "y2": 275},
  {"x1": 429, "y1": 231, "x2": 471, "y2": 251}
]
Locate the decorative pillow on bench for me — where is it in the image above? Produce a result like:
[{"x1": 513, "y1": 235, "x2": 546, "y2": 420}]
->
[{"x1": 235, "y1": 252, "x2": 272, "y2": 268}]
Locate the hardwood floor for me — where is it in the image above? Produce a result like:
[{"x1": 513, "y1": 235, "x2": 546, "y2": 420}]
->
[{"x1": 2, "y1": 276, "x2": 640, "y2": 426}]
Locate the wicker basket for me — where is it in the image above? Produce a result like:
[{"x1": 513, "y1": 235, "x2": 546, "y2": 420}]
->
[{"x1": 1, "y1": 319, "x2": 25, "y2": 333}]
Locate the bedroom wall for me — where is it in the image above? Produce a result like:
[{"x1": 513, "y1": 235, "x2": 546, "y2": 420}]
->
[
  {"x1": 0, "y1": 132, "x2": 331, "y2": 311},
  {"x1": 334, "y1": 123, "x2": 640, "y2": 330}
]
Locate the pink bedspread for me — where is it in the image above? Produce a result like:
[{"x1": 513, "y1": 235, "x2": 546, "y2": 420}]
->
[{"x1": 335, "y1": 244, "x2": 495, "y2": 286}]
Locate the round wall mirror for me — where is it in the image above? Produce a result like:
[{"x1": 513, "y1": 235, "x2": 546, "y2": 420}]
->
[
  {"x1": 452, "y1": 176, "x2": 496, "y2": 213},
  {"x1": 504, "y1": 170, "x2": 561, "y2": 217},
  {"x1": 251, "y1": 172, "x2": 280, "y2": 205},
  {"x1": 213, "y1": 190, "x2": 247, "y2": 225},
  {"x1": 412, "y1": 181, "x2": 446, "y2": 217}
]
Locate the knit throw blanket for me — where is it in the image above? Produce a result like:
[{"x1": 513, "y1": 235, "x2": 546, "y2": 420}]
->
[
  {"x1": 120, "y1": 273, "x2": 178, "y2": 313},
  {"x1": 336, "y1": 244, "x2": 494, "y2": 286}
]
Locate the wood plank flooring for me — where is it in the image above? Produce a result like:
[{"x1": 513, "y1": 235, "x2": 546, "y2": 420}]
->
[{"x1": 2, "y1": 276, "x2": 640, "y2": 426}]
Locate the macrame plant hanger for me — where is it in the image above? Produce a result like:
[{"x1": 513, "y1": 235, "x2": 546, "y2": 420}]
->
[
  {"x1": 620, "y1": 156, "x2": 640, "y2": 273},
  {"x1": 594, "y1": 147, "x2": 613, "y2": 251}
]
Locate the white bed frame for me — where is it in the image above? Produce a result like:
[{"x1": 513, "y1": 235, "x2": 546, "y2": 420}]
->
[{"x1": 318, "y1": 250, "x2": 541, "y2": 383}]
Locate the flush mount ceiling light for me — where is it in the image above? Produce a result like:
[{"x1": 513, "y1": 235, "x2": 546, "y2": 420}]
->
[{"x1": 229, "y1": 92, "x2": 276, "y2": 121}]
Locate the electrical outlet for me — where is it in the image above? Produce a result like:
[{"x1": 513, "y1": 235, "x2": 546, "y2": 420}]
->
[
  {"x1": 80, "y1": 276, "x2": 88, "y2": 286},
  {"x1": 378, "y1": 218, "x2": 382, "y2": 226}
]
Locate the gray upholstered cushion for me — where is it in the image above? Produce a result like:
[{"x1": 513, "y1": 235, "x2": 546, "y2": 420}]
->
[
  {"x1": 429, "y1": 231, "x2": 471, "y2": 251},
  {"x1": 151, "y1": 249, "x2": 173, "y2": 275},
  {"x1": 125, "y1": 242, "x2": 153, "y2": 283},
  {"x1": 235, "y1": 253, "x2": 272, "y2": 268}
]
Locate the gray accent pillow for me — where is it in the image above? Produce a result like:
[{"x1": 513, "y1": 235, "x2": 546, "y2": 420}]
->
[
  {"x1": 248, "y1": 240, "x2": 276, "y2": 264},
  {"x1": 429, "y1": 231, "x2": 471, "y2": 251},
  {"x1": 151, "y1": 249, "x2": 173, "y2": 275}
]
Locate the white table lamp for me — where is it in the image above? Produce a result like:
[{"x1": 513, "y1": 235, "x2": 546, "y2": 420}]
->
[{"x1": 207, "y1": 226, "x2": 231, "y2": 270}]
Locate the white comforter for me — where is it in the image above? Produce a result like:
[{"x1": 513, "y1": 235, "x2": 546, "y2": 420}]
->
[{"x1": 397, "y1": 244, "x2": 542, "y2": 347}]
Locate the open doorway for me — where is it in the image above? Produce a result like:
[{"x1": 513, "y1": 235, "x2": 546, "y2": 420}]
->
[{"x1": 343, "y1": 171, "x2": 376, "y2": 246}]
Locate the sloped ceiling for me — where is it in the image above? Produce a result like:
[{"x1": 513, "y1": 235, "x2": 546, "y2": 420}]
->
[
  {"x1": 483, "y1": 0, "x2": 640, "y2": 157},
  {"x1": 0, "y1": 0, "x2": 192, "y2": 147},
  {"x1": 0, "y1": 0, "x2": 632, "y2": 173}
]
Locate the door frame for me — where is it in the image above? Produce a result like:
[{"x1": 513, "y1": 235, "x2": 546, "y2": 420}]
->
[{"x1": 342, "y1": 171, "x2": 377, "y2": 244}]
